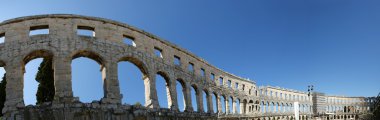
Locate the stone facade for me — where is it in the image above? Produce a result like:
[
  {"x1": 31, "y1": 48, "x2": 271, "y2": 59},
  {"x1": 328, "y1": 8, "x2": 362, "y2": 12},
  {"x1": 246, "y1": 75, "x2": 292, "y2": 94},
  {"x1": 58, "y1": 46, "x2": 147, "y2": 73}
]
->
[{"x1": 0, "y1": 14, "x2": 373, "y2": 120}]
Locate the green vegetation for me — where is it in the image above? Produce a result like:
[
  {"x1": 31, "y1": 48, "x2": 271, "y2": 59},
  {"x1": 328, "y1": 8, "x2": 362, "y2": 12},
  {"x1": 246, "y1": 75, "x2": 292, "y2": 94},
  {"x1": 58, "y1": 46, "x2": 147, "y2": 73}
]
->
[
  {"x1": 0, "y1": 73, "x2": 6, "y2": 117},
  {"x1": 35, "y1": 58, "x2": 55, "y2": 104},
  {"x1": 134, "y1": 102, "x2": 142, "y2": 107}
]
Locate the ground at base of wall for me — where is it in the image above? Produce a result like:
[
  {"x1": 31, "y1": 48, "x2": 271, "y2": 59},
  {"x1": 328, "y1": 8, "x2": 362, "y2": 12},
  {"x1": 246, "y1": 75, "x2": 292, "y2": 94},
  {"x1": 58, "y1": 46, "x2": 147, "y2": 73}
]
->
[{"x1": 2, "y1": 102, "x2": 217, "y2": 120}]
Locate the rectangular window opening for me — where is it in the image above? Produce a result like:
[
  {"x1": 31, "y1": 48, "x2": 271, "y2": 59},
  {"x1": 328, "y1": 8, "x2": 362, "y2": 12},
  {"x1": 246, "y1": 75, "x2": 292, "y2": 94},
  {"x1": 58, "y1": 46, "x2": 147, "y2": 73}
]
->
[
  {"x1": 200, "y1": 68, "x2": 205, "y2": 77},
  {"x1": 77, "y1": 26, "x2": 95, "y2": 37},
  {"x1": 219, "y1": 77, "x2": 223, "y2": 86},
  {"x1": 188, "y1": 62, "x2": 194, "y2": 72},
  {"x1": 242, "y1": 84, "x2": 245, "y2": 90},
  {"x1": 235, "y1": 83, "x2": 238, "y2": 89},
  {"x1": 0, "y1": 33, "x2": 4, "y2": 43},
  {"x1": 123, "y1": 35, "x2": 136, "y2": 47},
  {"x1": 174, "y1": 55, "x2": 181, "y2": 65},
  {"x1": 228, "y1": 80, "x2": 232, "y2": 88},
  {"x1": 210, "y1": 73, "x2": 215, "y2": 81},
  {"x1": 29, "y1": 25, "x2": 49, "y2": 36},
  {"x1": 154, "y1": 47, "x2": 163, "y2": 58}
]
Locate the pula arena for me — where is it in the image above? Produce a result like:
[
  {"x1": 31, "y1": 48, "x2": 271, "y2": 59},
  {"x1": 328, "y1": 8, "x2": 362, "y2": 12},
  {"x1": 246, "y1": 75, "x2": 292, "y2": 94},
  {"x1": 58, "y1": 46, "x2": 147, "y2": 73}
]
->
[{"x1": 0, "y1": 14, "x2": 376, "y2": 120}]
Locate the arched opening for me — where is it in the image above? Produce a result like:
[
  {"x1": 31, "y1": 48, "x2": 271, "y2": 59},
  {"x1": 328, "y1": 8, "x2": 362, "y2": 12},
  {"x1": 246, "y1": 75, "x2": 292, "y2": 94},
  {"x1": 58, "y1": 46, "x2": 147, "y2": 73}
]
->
[
  {"x1": 266, "y1": 101, "x2": 270, "y2": 113},
  {"x1": 190, "y1": 85, "x2": 198, "y2": 112},
  {"x1": 280, "y1": 103, "x2": 284, "y2": 113},
  {"x1": 255, "y1": 100, "x2": 260, "y2": 112},
  {"x1": 23, "y1": 50, "x2": 54, "y2": 105},
  {"x1": 202, "y1": 90, "x2": 208, "y2": 112},
  {"x1": 118, "y1": 56, "x2": 150, "y2": 107},
  {"x1": 0, "y1": 61, "x2": 6, "y2": 117},
  {"x1": 241, "y1": 99, "x2": 247, "y2": 114},
  {"x1": 212, "y1": 93, "x2": 218, "y2": 113},
  {"x1": 118, "y1": 57, "x2": 148, "y2": 106},
  {"x1": 236, "y1": 98, "x2": 241, "y2": 114},
  {"x1": 176, "y1": 79, "x2": 186, "y2": 111},
  {"x1": 71, "y1": 50, "x2": 104, "y2": 103},
  {"x1": 261, "y1": 101, "x2": 265, "y2": 113},
  {"x1": 221, "y1": 95, "x2": 226, "y2": 113},
  {"x1": 276, "y1": 102, "x2": 280, "y2": 113},
  {"x1": 156, "y1": 72, "x2": 171, "y2": 108},
  {"x1": 229, "y1": 97, "x2": 233, "y2": 113},
  {"x1": 249, "y1": 100, "x2": 254, "y2": 113}
]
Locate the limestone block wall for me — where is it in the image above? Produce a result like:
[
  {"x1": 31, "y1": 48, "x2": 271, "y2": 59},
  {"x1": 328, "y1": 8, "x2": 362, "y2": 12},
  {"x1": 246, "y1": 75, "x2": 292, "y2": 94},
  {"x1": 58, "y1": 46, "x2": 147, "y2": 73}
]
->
[
  {"x1": 0, "y1": 14, "x2": 257, "y2": 120},
  {"x1": 0, "y1": 14, "x2": 372, "y2": 120},
  {"x1": 257, "y1": 86, "x2": 313, "y2": 118}
]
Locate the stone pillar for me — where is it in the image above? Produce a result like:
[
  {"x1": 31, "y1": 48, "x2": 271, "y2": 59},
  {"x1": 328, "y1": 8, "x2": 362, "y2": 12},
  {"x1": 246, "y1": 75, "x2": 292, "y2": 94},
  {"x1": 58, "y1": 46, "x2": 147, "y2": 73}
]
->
[
  {"x1": 263, "y1": 103, "x2": 266, "y2": 113},
  {"x1": 144, "y1": 73, "x2": 159, "y2": 109},
  {"x1": 53, "y1": 56, "x2": 74, "y2": 103},
  {"x1": 184, "y1": 82, "x2": 193, "y2": 111},
  {"x1": 207, "y1": 92, "x2": 213, "y2": 113},
  {"x1": 101, "y1": 61, "x2": 121, "y2": 104},
  {"x1": 3, "y1": 61, "x2": 24, "y2": 116},
  {"x1": 232, "y1": 99, "x2": 237, "y2": 114},
  {"x1": 217, "y1": 95, "x2": 222, "y2": 113},
  {"x1": 240, "y1": 101, "x2": 244, "y2": 114},
  {"x1": 169, "y1": 78, "x2": 178, "y2": 111},
  {"x1": 225, "y1": 98, "x2": 230, "y2": 114},
  {"x1": 196, "y1": 88, "x2": 203, "y2": 112}
]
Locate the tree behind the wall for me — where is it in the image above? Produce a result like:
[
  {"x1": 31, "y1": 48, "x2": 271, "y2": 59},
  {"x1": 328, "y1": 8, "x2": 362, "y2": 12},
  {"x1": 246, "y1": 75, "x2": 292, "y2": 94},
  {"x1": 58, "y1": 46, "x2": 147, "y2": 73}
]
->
[
  {"x1": 0, "y1": 73, "x2": 6, "y2": 117},
  {"x1": 35, "y1": 58, "x2": 55, "y2": 104}
]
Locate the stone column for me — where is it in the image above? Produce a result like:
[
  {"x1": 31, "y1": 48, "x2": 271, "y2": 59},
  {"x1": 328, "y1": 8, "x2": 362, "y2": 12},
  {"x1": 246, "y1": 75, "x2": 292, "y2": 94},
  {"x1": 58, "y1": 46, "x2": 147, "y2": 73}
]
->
[
  {"x1": 207, "y1": 92, "x2": 213, "y2": 113},
  {"x1": 263, "y1": 103, "x2": 266, "y2": 113},
  {"x1": 53, "y1": 56, "x2": 74, "y2": 103},
  {"x1": 168, "y1": 78, "x2": 178, "y2": 111},
  {"x1": 184, "y1": 82, "x2": 193, "y2": 111},
  {"x1": 3, "y1": 61, "x2": 24, "y2": 115},
  {"x1": 240, "y1": 101, "x2": 244, "y2": 114},
  {"x1": 144, "y1": 73, "x2": 159, "y2": 109},
  {"x1": 101, "y1": 61, "x2": 121, "y2": 104},
  {"x1": 232, "y1": 99, "x2": 237, "y2": 114},
  {"x1": 225, "y1": 98, "x2": 230, "y2": 114},
  {"x1": 196, "y1": 88, "x2": 203, "y2": 112},
  {"x1": 217, "y1": 95, "x2": 222, "y2": 113}
]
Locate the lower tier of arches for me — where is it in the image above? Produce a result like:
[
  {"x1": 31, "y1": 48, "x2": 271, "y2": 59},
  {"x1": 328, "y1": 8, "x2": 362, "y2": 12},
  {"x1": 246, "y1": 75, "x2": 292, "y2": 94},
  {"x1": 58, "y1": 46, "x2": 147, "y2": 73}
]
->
[{"x1": 1, "y1": 102, "x2": 364, "y2": 120}]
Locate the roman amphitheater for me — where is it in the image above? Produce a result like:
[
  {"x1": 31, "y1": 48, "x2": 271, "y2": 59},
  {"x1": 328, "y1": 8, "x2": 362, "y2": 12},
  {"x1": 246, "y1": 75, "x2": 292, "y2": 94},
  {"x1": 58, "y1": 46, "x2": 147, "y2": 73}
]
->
[{"x1": 0, "y1": 14, "x2": 376, "y2": 120}]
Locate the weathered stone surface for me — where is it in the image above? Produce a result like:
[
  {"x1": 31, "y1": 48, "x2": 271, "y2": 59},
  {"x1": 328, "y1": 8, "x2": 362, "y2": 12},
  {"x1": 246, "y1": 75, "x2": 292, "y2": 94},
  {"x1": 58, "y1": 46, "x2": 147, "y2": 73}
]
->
[{"x1": 0, "y1": 14, "x2": 372, "y2": 120}]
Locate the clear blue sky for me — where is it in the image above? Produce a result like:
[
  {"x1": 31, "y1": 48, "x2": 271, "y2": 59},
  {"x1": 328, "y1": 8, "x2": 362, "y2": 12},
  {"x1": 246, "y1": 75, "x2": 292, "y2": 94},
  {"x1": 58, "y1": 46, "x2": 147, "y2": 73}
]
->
[{"x1": 0, "y1": 0, "x2": 379, "y2": 110}]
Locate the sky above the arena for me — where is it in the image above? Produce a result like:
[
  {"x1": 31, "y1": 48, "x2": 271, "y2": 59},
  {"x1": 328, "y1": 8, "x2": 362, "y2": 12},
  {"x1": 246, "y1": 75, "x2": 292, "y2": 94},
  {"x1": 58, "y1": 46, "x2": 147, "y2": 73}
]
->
[{"x1": 0, "y1": 0, "x2": 379, "y2": 109}]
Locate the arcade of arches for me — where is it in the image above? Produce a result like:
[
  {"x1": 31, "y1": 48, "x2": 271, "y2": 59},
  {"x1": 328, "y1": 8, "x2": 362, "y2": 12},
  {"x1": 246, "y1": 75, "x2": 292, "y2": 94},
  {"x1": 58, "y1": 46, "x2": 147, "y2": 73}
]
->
[{"x1": 0, "y1": 14, "x2": 374, "y2": 120}]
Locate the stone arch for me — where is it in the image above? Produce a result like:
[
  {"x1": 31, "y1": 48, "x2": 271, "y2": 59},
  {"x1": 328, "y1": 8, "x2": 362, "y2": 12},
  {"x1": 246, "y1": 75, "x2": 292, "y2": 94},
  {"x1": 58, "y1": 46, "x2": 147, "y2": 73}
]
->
[
  {"x1": 221, "y1": 94, "x2": 228, "y2": 113},
  {"x1": 261, "y1": 101, "x2": 265, "y2": 113},
  {"x1": 118, "y1": 56, "x2": 150, "y2": 76},
  {"x1": 71, "y1": 50, "x2": 105, "y2": 65},
  {"x1": 212, "y1": 92, "x2": 218, "y2": 113},
  {"x1": 242, "y1": 99, "x2": 248, "y2": 114},
  {"x1": 156, "y1": 71, "x2": 173, "y2": 109},
  {"x1": 271, "y1": 102, "x2": 275, "y2": 113},
  {"x1": 23, "y1": 49, "x2": 55, "y2": 65},
  {"x1": 70, "y1": 50, "x2": 106, "y2": 102},
  {"x1": 280, "y1": 103, "x2": 284, "y2": 113},
  {"x1": 22, "y1": 49, "x2": 55, "y2": 105},
  {"x1": 175, "y1": 78, "x2": 187, "y2": 111},
  {"x1": 255, "y1": 100, "x2": 260, "y2": 112},
  {"x1": 118, "y1": 56, "x2": 151, "y2": 106},
  {"x1": 191, "y1": 84, "x2": 200, "y2": 112},
  {"x1": 228, "y1": 96, "x2": 234, "y2": 114},
  {"x1": 0, "y1": 60, "x2": 6, "y2": 115},
  {"x1": 202, "y1": 88, "x2": 210, "y2": 113},
  {"x1": 248, "y1": 100, "x2": 254, "y2": 113}
]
